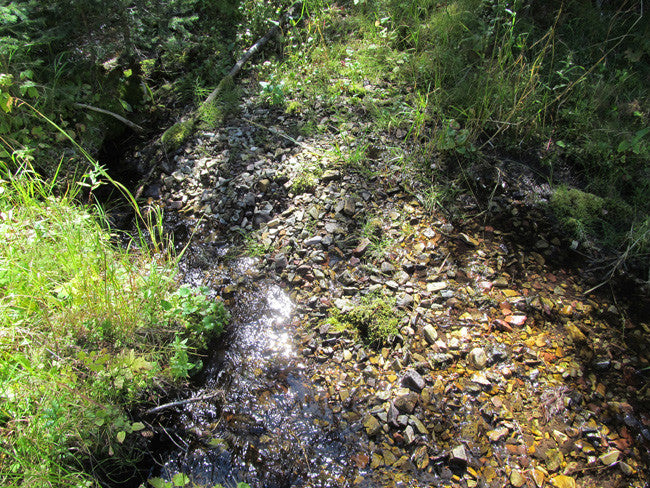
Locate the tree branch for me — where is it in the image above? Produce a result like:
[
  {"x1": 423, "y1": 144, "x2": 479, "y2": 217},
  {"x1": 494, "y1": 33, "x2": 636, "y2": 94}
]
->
[
  {"x1": 144, "y1": 391, "x2": 222, "y2": 415},
  {"x1": 73, "y1": 102, "x2": 144, "y2": 133}
]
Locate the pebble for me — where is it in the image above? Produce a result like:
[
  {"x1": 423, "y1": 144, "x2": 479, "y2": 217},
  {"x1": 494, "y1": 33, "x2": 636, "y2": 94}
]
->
[
  {"x1": 510, "y1": 470, "x2": 526, "y2": 487},
  {"x1": 363, "y1": 415, "x2": 382, "y2": 436},
  {"x1": 422, "y1": 324, "x2": 438, "y2": 344},
  {"x1": 467, "y1": 347, "x2": 488, "y2": 369},
  {"x1": 402, "y1": 370, "x2": 425, "y2": 392},
  {"x1": 598, "y1": 449, "x2": 621, "y2": 465},
  {"x1": 449, "y1": 445, "x2": 470, "y2": 467},
  {"x1": 404, "y1": 425, "x2": 416, "y2": 444},
  {"x1": 393, "y1": 392, "x2": 419, "y2": 414},
  {"x1": 321, "y1": 169, "x2": 341, "y2": 182}
]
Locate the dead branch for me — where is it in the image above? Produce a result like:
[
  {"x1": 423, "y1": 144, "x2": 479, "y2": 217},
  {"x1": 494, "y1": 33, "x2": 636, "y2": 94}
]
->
[
  {"x1": 202, "y1": 2, "x2": 301, "y2": 108},
  {"x1": 73, "y1": 102, "x2": 144, "y2": 133},
  {"x1": 144, "y1": 390, "x2": 222, "y2": 415}
]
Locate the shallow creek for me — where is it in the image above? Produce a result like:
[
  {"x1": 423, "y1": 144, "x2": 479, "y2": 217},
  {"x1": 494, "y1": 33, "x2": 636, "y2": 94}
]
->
[{"x1": 152, "y1": 237, "x2": 363, "y2": 488}]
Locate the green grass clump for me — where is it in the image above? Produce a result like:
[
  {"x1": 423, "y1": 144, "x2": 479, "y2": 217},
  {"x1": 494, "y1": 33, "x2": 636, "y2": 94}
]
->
[
  {"x1": 550, "y1": 186, "x2": 634, "y2": 249},
  {"x1": 0, "y1": 165, "x2": 228, "y2": 486},
  {"x1": 360, "y1": 214, "x2": 396, "y2": 260},
  {"x1": 325, "y1": 295, "x2": 400, "y2": 346}
]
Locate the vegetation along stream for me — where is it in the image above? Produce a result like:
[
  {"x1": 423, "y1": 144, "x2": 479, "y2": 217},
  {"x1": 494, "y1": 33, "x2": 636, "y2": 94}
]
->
[{"x1": 1, "y1": 1, "x2": 648, "y2": 487}]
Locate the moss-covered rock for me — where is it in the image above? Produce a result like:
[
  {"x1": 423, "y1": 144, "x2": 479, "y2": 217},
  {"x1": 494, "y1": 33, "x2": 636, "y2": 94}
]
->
[
  {"x1": 325, "y1": 295, "x2": 400, "y2": 346},
  {"x1": 160, "y1": 118, "x2": 196, "y2": 152}
]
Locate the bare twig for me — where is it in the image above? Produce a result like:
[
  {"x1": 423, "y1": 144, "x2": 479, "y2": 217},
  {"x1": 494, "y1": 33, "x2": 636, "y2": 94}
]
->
[
  {"x1": 73, "y1": 102, "x2": 144, "y2": 133},
  {"x1": 144, "y1": 390, "x2": 222, "y2": 415},
  {"x1": 242, "y1": 117, "x2": 324, "y2": 158}
]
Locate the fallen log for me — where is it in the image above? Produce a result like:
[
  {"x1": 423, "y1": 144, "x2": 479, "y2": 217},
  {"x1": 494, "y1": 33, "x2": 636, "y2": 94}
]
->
[{"x1": 159, "y1": 2, "x2": 301, "y2": 152}]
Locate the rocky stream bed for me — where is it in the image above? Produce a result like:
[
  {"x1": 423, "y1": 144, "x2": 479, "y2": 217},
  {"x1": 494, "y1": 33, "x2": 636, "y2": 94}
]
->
[{"x1": 139, "y1": 86, "x2": 650, "y2": 488}]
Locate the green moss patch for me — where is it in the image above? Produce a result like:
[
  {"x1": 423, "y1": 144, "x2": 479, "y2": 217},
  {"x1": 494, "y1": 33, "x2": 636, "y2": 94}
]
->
[{"x1": 324, "y1": 295, "x2": 401, "y2": 346}]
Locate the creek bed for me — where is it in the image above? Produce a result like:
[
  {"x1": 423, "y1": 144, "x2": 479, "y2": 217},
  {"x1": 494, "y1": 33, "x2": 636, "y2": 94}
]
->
[{"x1": 151, "y1": 239, "x2": 363, "y2": 488}]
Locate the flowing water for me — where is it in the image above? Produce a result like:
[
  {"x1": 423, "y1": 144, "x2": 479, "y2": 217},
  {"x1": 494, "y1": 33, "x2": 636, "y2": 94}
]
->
[{"x1": 152, "y1": 235, "x2": 363, "y2": 488}]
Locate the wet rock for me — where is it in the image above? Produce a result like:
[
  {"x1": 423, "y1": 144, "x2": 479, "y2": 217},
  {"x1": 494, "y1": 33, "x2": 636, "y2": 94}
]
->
[
  {"x1": 382, "y1": 449, "x2": 397, "y2": 466},
  {"x1": 429, "y1": 353, "x2": 454, "y2": 365},
  {"x1": 411, "y1": 417, "x2": 429, "y2": 435},
  {"x1": 565, "y1": 323, "x2": 587, "y2": 344},
  {"x1": 599, "y1": 450, "x2": 621, "y2": 465},
  {"x1": 510, "y1": 470, "x2": 526, "y2": 487},
  {"x1": 422, "y1": 324, "x2": 438, "y2": 345},
  {"x1": 387, "y1": 402, "x2": 400, "y2": 427},
  {"x1": 549, "y1": 475, "x2": 576, "y2": 488},
  {"x1": 402, "y1": 370, "x2": 425, "y2": 392},
  {"x1": 488, "y1": 344, "x2": 508, "y2": 363},
  {"x1": 394, "y1": 392, "x2": 419, "y2": 414},
  {"x1": 493, "y1": 276, "x2": 509, "y2": 288},
  {"x1": 449, "y1": 444, "x2": 470, "y2": 467},
  {"x1": 467, "y1": 347, "x2": 488, "y2": 370},
  {"x1": 619, "y1": 461, "x2": 635, "y2": 475},
  {"x1": 487, "y1": 426, "x2": 509, "y2": 442},
  {"x1": 363, "y1": 415, "x2": 382, "y2": 436},
  {"x1": 404, "y1": 425, "x2": 416, "y2": 444},
  {"x1": 531, "y1": 469, "x2": 545, "y2": 487}
]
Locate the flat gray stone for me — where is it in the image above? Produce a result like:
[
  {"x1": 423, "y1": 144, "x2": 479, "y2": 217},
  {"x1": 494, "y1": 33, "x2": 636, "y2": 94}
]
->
[{"x1": 322, "y1": 169, "x2": 341, "y2": 182}]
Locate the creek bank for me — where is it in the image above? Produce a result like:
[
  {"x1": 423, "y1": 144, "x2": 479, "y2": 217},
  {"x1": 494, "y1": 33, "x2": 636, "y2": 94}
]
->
[{"x1": 145, "y1": 83, "x2": 650, "y2": 487}]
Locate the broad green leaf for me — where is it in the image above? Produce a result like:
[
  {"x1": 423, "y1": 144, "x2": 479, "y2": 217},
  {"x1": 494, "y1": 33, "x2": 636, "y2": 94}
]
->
[
  {"x1": 171, "y1": 473, "x2": 189, "y2": 486},
  {"x1": 0, "y1": 93, "x2": 12, "y2": 113},
  {"x1": 116, "y1": 431, "x2": 126, "y2": 443},
  {"x1": 148, "y1": 478, "x2": 170, "y2": 488}
]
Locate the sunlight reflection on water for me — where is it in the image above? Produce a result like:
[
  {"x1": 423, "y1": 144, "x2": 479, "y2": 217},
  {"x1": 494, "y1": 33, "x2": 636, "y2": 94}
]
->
[{"x1": 231, "y1": 283, "x2": 294, "y2": 362}]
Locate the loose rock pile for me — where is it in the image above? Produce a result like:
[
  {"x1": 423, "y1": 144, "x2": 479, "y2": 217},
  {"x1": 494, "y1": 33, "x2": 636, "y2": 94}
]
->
[{"x1": 155, "y1": 87, "x2": 650, "y2": 487}]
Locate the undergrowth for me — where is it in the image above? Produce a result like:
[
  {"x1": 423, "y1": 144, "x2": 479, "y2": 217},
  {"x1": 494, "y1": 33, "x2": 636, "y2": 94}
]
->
[
  {"x1": 0, "y1": 162, "x2": 228, "y2": 486},
  {"x1": 265, "y1": 0, "x2": 649, "y2": 273}
]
